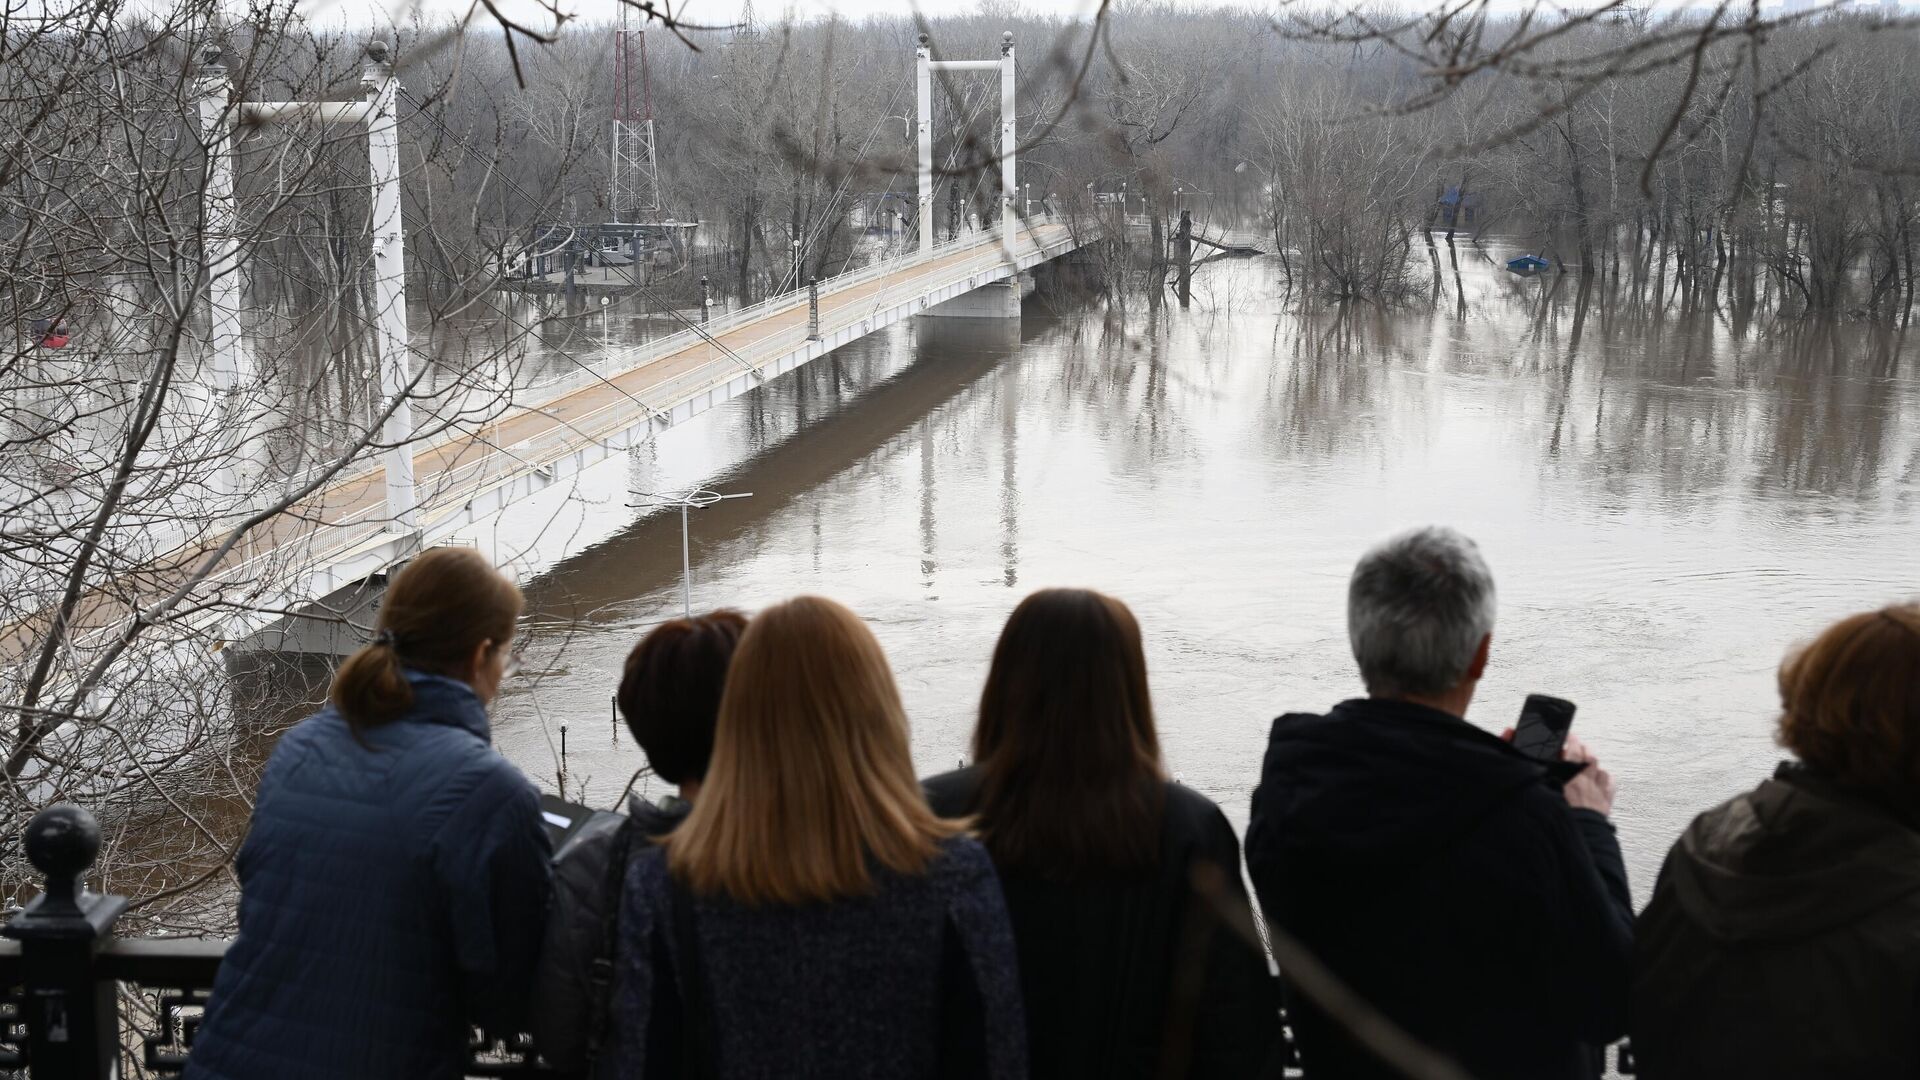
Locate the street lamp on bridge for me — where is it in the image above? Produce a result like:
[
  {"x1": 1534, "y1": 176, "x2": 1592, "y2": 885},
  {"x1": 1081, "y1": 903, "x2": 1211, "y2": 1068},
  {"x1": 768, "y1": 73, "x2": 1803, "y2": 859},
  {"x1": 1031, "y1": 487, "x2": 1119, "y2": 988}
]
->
[{"x1": 628, "y1": 487, "x2": 754, "y2": 618}]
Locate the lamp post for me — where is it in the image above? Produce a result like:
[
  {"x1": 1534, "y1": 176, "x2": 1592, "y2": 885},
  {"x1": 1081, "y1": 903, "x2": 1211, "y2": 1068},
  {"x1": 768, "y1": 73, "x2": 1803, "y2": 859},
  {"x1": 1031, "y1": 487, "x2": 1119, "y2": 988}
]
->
[
  {"x1": 629, "y1": 488, "x2": 754, "y2": 617},
  {"x1": 789, "y1": 238, "x2": 801, "y2": 294},
  {"x1": 599, "y1": 294, "x2": 611, "y2": 363}
]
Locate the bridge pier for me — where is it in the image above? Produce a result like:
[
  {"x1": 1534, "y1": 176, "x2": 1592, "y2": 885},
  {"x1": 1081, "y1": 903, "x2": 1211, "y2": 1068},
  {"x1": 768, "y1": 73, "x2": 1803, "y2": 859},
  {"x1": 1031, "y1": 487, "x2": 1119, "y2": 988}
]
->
[
  {"x1": 918, "y1": 272, "x2": 1031, "y2": 320},
  {"x1": 234, "y1": 573, "x2": 392, "y2": 660},
  {"x1": 920, "y1": 280, "x2": 1019, "y2": 319}
]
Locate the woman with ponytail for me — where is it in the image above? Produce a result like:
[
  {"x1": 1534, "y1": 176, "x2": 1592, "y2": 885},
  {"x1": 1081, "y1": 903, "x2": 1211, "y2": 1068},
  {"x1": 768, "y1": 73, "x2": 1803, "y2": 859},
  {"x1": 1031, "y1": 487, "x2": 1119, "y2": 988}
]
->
[{"x1": 190, "y1": 548, "x2": 552, "y2": 1080}]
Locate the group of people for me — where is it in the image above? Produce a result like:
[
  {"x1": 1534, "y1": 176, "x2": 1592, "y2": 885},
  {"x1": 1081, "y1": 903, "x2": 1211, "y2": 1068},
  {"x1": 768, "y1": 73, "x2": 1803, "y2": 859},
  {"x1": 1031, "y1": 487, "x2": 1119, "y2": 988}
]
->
[{"x1": 180, "y1": 529, "x2": 1920, "y2": 1079}]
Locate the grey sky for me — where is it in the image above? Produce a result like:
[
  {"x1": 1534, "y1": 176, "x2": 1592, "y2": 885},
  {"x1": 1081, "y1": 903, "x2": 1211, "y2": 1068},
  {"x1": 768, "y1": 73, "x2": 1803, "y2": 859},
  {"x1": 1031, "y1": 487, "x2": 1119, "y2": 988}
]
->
[{"x1": 303, "y1": 0, "x2": 1234, "y2": 32}]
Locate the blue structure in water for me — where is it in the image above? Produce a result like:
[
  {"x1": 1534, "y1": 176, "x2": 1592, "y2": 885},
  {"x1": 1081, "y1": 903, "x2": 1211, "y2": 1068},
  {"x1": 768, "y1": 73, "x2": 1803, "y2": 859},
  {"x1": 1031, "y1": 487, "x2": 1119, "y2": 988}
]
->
[
  {"x1": 1438, "y1": 185, "x2": 1482, "y2": 228},
  {"x1": 1507, "y1": 254, "x2": 1551, "y2": 274}
]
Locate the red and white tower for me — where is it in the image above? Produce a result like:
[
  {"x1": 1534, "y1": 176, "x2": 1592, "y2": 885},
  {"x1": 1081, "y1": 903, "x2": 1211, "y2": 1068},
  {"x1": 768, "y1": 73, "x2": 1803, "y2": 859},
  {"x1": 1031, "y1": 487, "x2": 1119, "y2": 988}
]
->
[{"x1": 610, "y1": 20, "x2": 661, "y2": 221}]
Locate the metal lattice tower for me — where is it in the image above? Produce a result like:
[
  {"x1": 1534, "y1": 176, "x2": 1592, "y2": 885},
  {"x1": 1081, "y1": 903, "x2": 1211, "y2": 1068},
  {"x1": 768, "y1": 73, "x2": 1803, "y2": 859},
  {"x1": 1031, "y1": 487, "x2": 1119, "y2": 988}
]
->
[{"x1": 611, "y1": 23, "x2": 661, "y2": 221}]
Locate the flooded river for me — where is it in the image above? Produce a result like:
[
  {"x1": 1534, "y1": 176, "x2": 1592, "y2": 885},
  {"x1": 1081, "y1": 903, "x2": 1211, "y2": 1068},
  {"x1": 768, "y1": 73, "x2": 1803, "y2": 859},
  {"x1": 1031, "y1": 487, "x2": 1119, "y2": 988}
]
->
[{"x1": 488, "y1": 251, "x2": 1920, "y2": 899}]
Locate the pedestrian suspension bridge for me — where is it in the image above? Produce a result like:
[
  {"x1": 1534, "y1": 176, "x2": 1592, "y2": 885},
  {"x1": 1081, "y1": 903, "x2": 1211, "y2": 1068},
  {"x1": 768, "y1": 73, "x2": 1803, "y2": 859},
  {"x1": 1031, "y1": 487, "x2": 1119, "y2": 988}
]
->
[{"x1": 189, "y1": 34, "x2": 1094, "y2": 647}]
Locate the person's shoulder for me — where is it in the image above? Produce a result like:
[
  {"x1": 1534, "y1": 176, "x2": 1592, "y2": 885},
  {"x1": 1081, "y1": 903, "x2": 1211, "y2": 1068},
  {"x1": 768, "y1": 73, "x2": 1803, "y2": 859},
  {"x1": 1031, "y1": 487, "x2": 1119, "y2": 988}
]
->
[
  {"x1": 1165, "y1": 781, "x2": 1234, "y2": 832},
  {"x1": 401, "y1": 732, "x2": 539, "y2": 840},
  {"x1": 1498, "y1": 775, "x2": 1605, "y2": 852},
  {"x1": 1164, "y1": 781, "x2": 1249, "y2": 863},
  {"x1": 440, "y1": 739, "x2": 537, "y2": 802},
  {"x1": 928, "y1": 833, "x2": 998, "y2": 890},
  {"x1": 630, "y1": 796, "x2": 691, "y2": 838},
  {"x1": 1262, "y1": 709, "x2": 1340, "y2": 746},
  {"x1": 922, "y1": 765, "x2": 982, "y2": 817},
  {"x1": 926, "y1": 835, "x2": 1012, "y2": 925},
  {"x1": 625, "y1": 841, "x2": 671, "y2": 893},
  {"x1": 269, "y1": 705, "x2": 349, "y2": 758}
]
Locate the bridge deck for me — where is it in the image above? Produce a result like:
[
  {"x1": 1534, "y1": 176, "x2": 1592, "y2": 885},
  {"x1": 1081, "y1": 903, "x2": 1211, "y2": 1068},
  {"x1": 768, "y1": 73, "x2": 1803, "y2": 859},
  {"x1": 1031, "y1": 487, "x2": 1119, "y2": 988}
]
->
[{"x1": 212, "y1": 221, "x2": 1082, "y2": 637}]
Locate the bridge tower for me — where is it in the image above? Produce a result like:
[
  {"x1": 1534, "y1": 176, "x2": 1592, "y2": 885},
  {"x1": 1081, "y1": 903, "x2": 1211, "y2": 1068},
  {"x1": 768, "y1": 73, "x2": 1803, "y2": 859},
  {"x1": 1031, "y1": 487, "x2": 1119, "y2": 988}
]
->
[
  {"x1": 194, "y1": 41, "x2": 416, "y2": 532},
  {"x1": 915, "y1": 31, "x2": 1016, "y2": 258},
  {"x1": 611, "y1": 20, "x2": 661, "y2": 221}
]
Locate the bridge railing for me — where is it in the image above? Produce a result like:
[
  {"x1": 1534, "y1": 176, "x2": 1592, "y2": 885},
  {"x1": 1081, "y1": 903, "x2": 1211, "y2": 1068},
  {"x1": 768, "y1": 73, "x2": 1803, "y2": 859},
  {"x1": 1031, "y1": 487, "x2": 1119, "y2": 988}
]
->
[
  {"x1": 516, "y1": 223, "x2": 1053, "y2": 408},
  {"x1": 365, "y1": 225, "x2": 1077, "y2": 534},
  {"x1": 452, "y1": 224, "x2": 1087, "y2": 491}
]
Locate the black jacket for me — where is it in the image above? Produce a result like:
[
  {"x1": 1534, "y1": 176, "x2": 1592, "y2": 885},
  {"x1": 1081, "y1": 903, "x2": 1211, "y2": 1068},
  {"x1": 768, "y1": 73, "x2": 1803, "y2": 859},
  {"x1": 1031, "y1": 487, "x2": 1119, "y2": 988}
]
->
[
  {"x1": 1244, "y1": 698, "x2": 1633, "y2": 1080},
  {"x1": 1631, "y1": 763, "x2": 1920, "y2": 1079},
  {"x1": 924, "y1": 766, "x2": 1282, "y2": 1080}
]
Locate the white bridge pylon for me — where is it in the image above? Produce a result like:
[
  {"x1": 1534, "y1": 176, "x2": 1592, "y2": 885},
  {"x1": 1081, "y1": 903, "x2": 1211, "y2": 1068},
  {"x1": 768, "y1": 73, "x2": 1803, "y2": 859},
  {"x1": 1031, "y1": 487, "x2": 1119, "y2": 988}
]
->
[
  {"x1": 195, "y1": 40, "x2": 416, "y2": 531},
  {"x1": 915, "y1": 31, "x2": 1015, "y2": 259}
]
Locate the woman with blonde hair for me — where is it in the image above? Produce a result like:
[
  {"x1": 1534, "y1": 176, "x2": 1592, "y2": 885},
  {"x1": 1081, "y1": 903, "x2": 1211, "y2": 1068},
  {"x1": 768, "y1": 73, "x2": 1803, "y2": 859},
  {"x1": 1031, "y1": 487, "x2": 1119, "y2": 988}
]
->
[
  {"x1": 1632, "y1": 603, "x2": 1920, "y2": 1078},
  {"x1": 190, "y1": 548, "x2": 551, "y2": 1080},
  {"x1": 612, "y1": 596, "x2": 1026, "y2": 1079}
]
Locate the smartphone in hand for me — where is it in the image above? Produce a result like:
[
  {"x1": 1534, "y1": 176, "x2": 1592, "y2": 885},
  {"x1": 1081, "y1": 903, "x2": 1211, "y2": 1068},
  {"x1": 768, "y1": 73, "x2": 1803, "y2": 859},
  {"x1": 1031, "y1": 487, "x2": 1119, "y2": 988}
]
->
[{"x1": 1512, "y1": 694, "x2": 1577, "y2": 762}]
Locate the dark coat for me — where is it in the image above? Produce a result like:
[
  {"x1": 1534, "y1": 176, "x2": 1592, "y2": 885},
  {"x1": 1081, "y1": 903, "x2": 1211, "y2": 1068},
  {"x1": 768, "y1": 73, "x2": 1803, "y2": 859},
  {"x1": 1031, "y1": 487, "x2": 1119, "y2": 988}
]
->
[
  {"x1": 187, "y1": 672, "x2": 553, "y2": 1080},
  {"x1": 610, "y1": 835, "x2": 1028, "y2": 1080},
  {"x1": 923, "y1": 766, "x2": 1282, "y2": 1080},
  {"x1": 1245, "y1": 698, "x2": 1633, "y2": 1080},
  {"x1": 1631, "y1": 763, "x2": 1920, "y2": 1079},
  {"x1": 531, "y1": 796, "x2": 691, "y2": 1076}
]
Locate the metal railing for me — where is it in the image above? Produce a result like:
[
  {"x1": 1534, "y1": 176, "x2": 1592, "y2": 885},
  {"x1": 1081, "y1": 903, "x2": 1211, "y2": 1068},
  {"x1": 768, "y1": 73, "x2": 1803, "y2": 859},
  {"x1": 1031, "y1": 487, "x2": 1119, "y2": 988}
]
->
[
  {"x1": 517, "y1": 221, "x2": 1063, "y2": 404},
  {"x1": 351, "y1": 222, "x2": 1085, "y2": 551},
  {"x1": 0, "y1": 804, "x2": 548, "y2": 1079}
]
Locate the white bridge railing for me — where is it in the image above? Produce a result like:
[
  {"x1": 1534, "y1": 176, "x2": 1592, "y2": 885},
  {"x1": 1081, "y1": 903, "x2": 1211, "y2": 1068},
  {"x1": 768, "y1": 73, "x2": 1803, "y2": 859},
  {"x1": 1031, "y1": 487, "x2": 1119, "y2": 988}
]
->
[{"x1": 520, "y1": 224, "x2": 1046, "y2": 405}]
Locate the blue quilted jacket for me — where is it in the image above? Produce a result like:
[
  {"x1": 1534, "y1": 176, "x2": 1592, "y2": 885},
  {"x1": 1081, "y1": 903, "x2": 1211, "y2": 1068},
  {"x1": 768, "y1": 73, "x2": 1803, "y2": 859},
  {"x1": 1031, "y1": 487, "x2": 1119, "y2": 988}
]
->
[{"x1": 187, "y1": 671, "x2": 552, "y2": 1080}]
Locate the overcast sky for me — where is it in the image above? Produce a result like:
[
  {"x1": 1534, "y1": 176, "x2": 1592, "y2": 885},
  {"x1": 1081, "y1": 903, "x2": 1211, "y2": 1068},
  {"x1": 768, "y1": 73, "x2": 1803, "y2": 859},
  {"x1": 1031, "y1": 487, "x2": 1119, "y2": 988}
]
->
[{"x1": 302, "y1": 0, "x2": 1245, "y2": 33}]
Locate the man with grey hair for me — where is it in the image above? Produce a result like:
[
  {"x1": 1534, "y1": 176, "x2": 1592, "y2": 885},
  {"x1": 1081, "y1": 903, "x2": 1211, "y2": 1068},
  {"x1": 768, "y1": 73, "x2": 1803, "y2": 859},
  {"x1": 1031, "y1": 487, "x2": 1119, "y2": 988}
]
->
[{"x1": 1245, "y1": 526, "x2": 1632, "y2": 1080}]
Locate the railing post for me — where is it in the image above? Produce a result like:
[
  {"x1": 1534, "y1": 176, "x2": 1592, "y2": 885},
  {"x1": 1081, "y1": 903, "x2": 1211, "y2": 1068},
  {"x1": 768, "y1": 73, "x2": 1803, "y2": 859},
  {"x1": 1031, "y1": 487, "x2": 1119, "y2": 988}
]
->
[
  {"x1": 808, "y1": 277, "x2": 820, "y2": 341},
  {"x1": 3, "y1": 805, "x2": 129, "y2": 1080}
]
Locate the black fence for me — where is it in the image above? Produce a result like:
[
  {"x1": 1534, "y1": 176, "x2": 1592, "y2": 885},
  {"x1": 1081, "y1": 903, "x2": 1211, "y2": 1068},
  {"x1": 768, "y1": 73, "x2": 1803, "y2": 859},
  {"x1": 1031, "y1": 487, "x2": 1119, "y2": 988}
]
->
[{"x1": 0, "y1": 804, "x2": 547, "y2": 1079}]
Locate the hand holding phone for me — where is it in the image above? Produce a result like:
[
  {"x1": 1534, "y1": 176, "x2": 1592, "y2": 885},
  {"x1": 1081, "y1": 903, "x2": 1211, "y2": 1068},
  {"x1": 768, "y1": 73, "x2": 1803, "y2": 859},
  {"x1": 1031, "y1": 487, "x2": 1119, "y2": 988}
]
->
[{"x1": 1559, "y1": 732, "x2": 1616, "y2": 816}]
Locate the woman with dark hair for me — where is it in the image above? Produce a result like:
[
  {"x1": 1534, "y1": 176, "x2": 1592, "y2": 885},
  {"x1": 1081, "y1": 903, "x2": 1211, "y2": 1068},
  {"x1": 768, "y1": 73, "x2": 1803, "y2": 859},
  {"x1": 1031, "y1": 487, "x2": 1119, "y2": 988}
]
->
[
  {"x1": 189, "y1": 548, "x2": 551, "y2": 1080},
  {"x1": 1632, "y1": 604, "x2": 1920, "y2": 1079},
  {"x1": 612, "y1": 596, "x2": 1027, "y2": 1079},
  {"x1": 617, "y1": 609, "x2": 749, "y2": 826},
  {"x1": 924, "y1": 588, "x2": 1280, "y2": 1079},
  {"x1": 532, "y1": 610, "x2": 747, "y2": 1074}
]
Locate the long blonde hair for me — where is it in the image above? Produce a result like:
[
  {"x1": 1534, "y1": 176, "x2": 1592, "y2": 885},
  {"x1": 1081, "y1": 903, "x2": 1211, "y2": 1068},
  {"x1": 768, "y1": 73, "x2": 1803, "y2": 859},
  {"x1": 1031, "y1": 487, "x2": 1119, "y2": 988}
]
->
[{"x1": 667, "y1": 596, "x2": 958, "y2": 905}]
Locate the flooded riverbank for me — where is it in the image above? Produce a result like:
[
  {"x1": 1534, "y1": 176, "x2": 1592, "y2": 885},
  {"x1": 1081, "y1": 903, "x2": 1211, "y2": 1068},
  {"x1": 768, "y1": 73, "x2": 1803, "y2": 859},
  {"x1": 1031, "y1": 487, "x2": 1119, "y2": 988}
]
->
[{"x1": 487, "y1": 250, "x2": 1920, "y2": 898}]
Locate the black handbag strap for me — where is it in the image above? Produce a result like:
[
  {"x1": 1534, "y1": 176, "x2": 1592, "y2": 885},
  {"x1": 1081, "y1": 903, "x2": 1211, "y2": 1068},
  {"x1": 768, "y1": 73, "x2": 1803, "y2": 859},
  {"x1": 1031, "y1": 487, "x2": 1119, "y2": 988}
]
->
[
  {"x1": 669, "y1": 877, "x2": 719, "y2": 1079},
  {"x1": 583, "y1": 817, "x2": 637, "y2": 1065}
]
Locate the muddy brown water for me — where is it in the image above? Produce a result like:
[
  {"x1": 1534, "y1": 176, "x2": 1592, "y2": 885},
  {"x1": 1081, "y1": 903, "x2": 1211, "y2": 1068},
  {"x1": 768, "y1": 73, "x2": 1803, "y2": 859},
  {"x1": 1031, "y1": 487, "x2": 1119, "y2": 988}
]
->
[{"x1": 470, "y1": 251, "x2": 1920, "y2": 903}]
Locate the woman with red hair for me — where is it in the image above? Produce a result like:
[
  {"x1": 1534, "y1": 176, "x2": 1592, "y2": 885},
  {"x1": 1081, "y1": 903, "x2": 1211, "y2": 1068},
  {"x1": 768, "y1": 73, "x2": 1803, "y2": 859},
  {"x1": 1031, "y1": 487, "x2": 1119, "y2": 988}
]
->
[{"x1": 1633, "y1": 604, "x2": 1920, "y2": 1078}]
